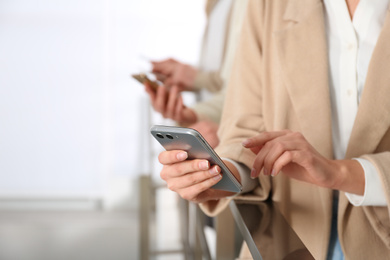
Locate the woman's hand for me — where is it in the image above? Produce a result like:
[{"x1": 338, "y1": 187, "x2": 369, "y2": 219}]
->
[
  {"x1": 151, "y1": 58, "x2": 197, "y2": 91},
  {"x1": 158, "y1": 150, "x2": 235, "y2": 203},
  {"x1": 144, "y1": 83, "x2": 198, "y2": 125},
  {"x1": 242, "y1": 130, "x2": 364, "y2": 195},
  {"x1": 189, "y1": 120, "x2": 220, "y2": 148}
]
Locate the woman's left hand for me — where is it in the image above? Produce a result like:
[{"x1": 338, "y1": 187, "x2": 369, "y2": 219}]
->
[{"x1": 242, "y1": 130, "x2": 364, "y2": 194}]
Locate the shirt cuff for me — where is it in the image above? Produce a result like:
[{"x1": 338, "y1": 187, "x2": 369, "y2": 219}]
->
[
  {"x1": 345, "y1": 158, "x2": 387, "y2": 206},
  {"x1": 223, "y1": 158, "x2": 258, "y2": 193}
]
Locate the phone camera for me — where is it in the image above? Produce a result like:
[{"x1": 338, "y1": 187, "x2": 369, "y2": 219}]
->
[
  {"x1": 156, "y1": 133, "x2": 164, "y2": 139},
  {"x1": 166, "y1": 134, "x2": 174, "y2": 139}
]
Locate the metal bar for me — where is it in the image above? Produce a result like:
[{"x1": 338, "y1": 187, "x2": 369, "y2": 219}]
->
[
  {"x1": 229, "y1": 201, "x2": 263, "y2": 260},
  {"x1": 139, "y1": 175, "x2": 151, "y2": 260},
  {"x1": 196, "y1": 206, "x2": 212, "y2": 260}
]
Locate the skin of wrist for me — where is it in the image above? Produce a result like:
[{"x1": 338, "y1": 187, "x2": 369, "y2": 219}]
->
[
  {"x1": 178, "y1": 109, "x2": 198, "y2": 127},
  {"x1": 331, "y1": 159, "x2": 365, "y2": 195},
  {"x1": 222, "y1": 160, "x2": 242, "y2": 184}
]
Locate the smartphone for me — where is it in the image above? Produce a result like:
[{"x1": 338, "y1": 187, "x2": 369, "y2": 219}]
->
[
  {"x1": 131, "y1": 73, "x2": 161, "y2": 91},
  {"x1": 150, "y1": 125, "x2": 242, "y2": 193}
]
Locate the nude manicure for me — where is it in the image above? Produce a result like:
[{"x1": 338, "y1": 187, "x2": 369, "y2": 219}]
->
[
  {"x1": 213, "y1": 174, "x2": 222, "y2": 181},
  {"x1": 199, "y1": 161, "x2": 210, "y2": 170},
  {"x1": 177, "y1": 152, "x2": 188, "y2": 160},
  {"x1": 251, "y1": 168, "x2": 257, "y2": 179}
]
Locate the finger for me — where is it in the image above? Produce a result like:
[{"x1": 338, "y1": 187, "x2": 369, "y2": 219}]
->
[
  {"x1": 144, "y1": 82, "x2": 156, "y2": 101},
  {"x1": 249, "y1": 146, "x2": 262, "y2": 155},
  {"x1": 152, "y1": 61, "x2": 174, "y2": 76},
  {"x1": 165, "y1": 165, "x2": 221, "y2": 191},
  {"x1": 165, "y1": 86, "x2": 180, "y2": 119},
  {"x1": 177, "y1": 171, "x2": 223, "y2": 203},
  {"x1": 242, "y1": 130, "x2": 291, "y2": 148},
  {"x1": 171, "y1": 70, "x2": 184, "y2": 88},
  {"x1": 151, "y1": 62, "x2": 163, "y2": 73},
  {"x1": 158, "y1": 150, "x2": 188, "y2": 165},
  {"x1": 174, "y1": 95, "x2": 185, "y2": 122},
  {"x1": 251, "y1": 135, "x2": 298, "y2": 178},
  {"x1": 153, "y1": 72, "x2": 167, "y2": 82},
  {"x1": 261, "y1": 139, "x2": 298, "y2": 177},
  {"x1": 181, "y1": 107, "x2": 197, "y2": 125},
  {"x1": 153, "y1": 58, "x2": 175, "y2": 65},
  {"x1": 164, "y1": 76, "x2": 175, "y2": 88},
  {"x1": 161, "y1": 159, "x2": 211, "y2": 180},
  {"x1": 250, "y1": 141, "x2": 275, "y2": 178},
  {"x1": 154, "y1": 86, "x2": 168, "y2": 114},
  {"x1": 270, "y1": 151, "x2": 294, "y2": 177},
  {"x1": 151, "y1": 60, "x2": 168, "y2": 72}
]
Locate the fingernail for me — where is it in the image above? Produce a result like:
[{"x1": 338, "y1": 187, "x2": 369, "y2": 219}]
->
[
  {"x1": 199, "y1": 161, "x2": 210, "y2": 170},
  {"x1": 242, "y1": 139, "x2": 250, "y2": 147},
  {"x1": 209, "y1": 166, "x2": 220, "y2": 175},
  {"x1": 264, "y1": 168, "x2": 268, "y2": 175},
  {"x1": 251, "y1": 168, "x2": 257, "y2": 179},
  {"x1": 271, "y1": 169, "x2": 276, "y2": 177},
  {"x1": 213, "y1": 174, "x2": 222, "y2": 181},
  {"x1": 176, "y1": 152, "x2": 188, "y2": 161}
]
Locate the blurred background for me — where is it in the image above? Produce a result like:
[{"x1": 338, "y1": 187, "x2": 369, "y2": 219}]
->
[{"x1": 0, "y1": 0, "x2": 206, "y2": 259}]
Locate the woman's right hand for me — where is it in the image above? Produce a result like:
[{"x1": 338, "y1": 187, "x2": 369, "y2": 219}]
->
[{"x1": 158, "y1": 150, "x2": 232, "y2": 203}]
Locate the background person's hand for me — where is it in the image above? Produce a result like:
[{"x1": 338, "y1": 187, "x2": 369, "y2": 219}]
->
[
  {"x1": 242, "y1": 130, "x2": 364, "y2": 195},
  {"x1": 189, "y1": 120, "x2": 220, "y2": 148},
  {"x1": 151, "y1": 58, "x2": 197, "y2": 91},
  {"x1": 144, "y1": 83, "x2": 198, "y2": 125}
]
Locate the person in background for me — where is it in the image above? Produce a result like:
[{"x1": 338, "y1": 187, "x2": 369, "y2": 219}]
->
[
  {"x1": 155, "y1": 0, "x2": 390, "y2": 259},
  {"x1": 144, "y1": 0, "x2": 249, "y2": 148}
]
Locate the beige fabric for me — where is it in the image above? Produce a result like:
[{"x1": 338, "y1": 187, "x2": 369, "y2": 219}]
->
[
  {"x1": 192, "y1": 0, "x2": 249, "y2": 124},
  {"x1": 205, "y1": 0, "x2": 219, "y2": 17},
  {"x1": 191, "y1": 87, "x2": 226, "y2": 124},
  {"x1": 201, "y1": 0, "x2": 390, "y2": 259},
  {"x1": 192, "y1": 70, "x2": 224, "y2": 93},
  {"x1": 193, "y1": 0, "x2": 228, "y2": 94}
]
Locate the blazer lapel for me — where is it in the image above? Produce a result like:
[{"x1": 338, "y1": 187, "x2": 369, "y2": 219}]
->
[
  {"x1": 340, "y1": 10, "x2": 390, "y2": 243},
  {"x1": 274, "y1": 0, "x2": 333, "y2": 159},
  {"x1": 274, "y1": 2, "x2": 334, "y2": 255},
  {"x1": 345, "y1": 10, "x2": 390, "y2": 158}
]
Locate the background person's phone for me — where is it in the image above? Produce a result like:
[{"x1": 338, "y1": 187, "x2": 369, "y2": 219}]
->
[
  {"x1": 131, "y1": 73, "x2": 161, "y2": 92},
  {"x1": 150, "y1": 125, "x2": 242, "y2": 193}
]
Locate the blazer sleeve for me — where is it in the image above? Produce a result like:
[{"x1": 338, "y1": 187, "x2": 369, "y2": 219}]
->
[
  {"x1": 360, "y1": 151, "x2": 390, "y2": 246},
  {"x1": 191, "y1": 88, "x2": 225, "y2": 124},
  {"x1": 200, "y1": 0, "x2": 271, "y2": 216},
  {"x1": 192, "y1": 70, "x2": 224, "y2": 93},
  {"x1": 215, "y1": 0, "x2": 266, "y2": 170},
  {"x1": 362, "y1": 152, "x2": 390, "y2": 208}
]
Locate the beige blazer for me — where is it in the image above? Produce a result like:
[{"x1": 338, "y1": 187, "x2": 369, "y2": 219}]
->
[
  {"x1": 201, "y1": 0, "x2": 390, "y2": 259},
  {"x1": 192, "y1": 0, "x2": 228, "y2": 94}
]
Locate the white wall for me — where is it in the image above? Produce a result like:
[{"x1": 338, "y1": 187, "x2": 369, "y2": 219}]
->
[{"x1": 0, "y1": 0, "x2": 206, "y2": 199}]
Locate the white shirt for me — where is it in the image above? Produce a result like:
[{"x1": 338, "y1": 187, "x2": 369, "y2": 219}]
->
[
  {"x1": 324, "y1": 0, "x2": 388, "y2": 206},
  {"x1": 231, "y1": 0, "x2": 388, "y2": 206}
]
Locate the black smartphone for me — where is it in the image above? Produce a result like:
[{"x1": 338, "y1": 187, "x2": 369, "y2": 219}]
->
[{"x1": 150, "y1": 125, "x2": 242, "y2": 193}]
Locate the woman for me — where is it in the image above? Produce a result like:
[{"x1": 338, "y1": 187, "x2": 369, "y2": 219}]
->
[{"x1": 156, "y1": 0, "x2": 390, "y2": 259}]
